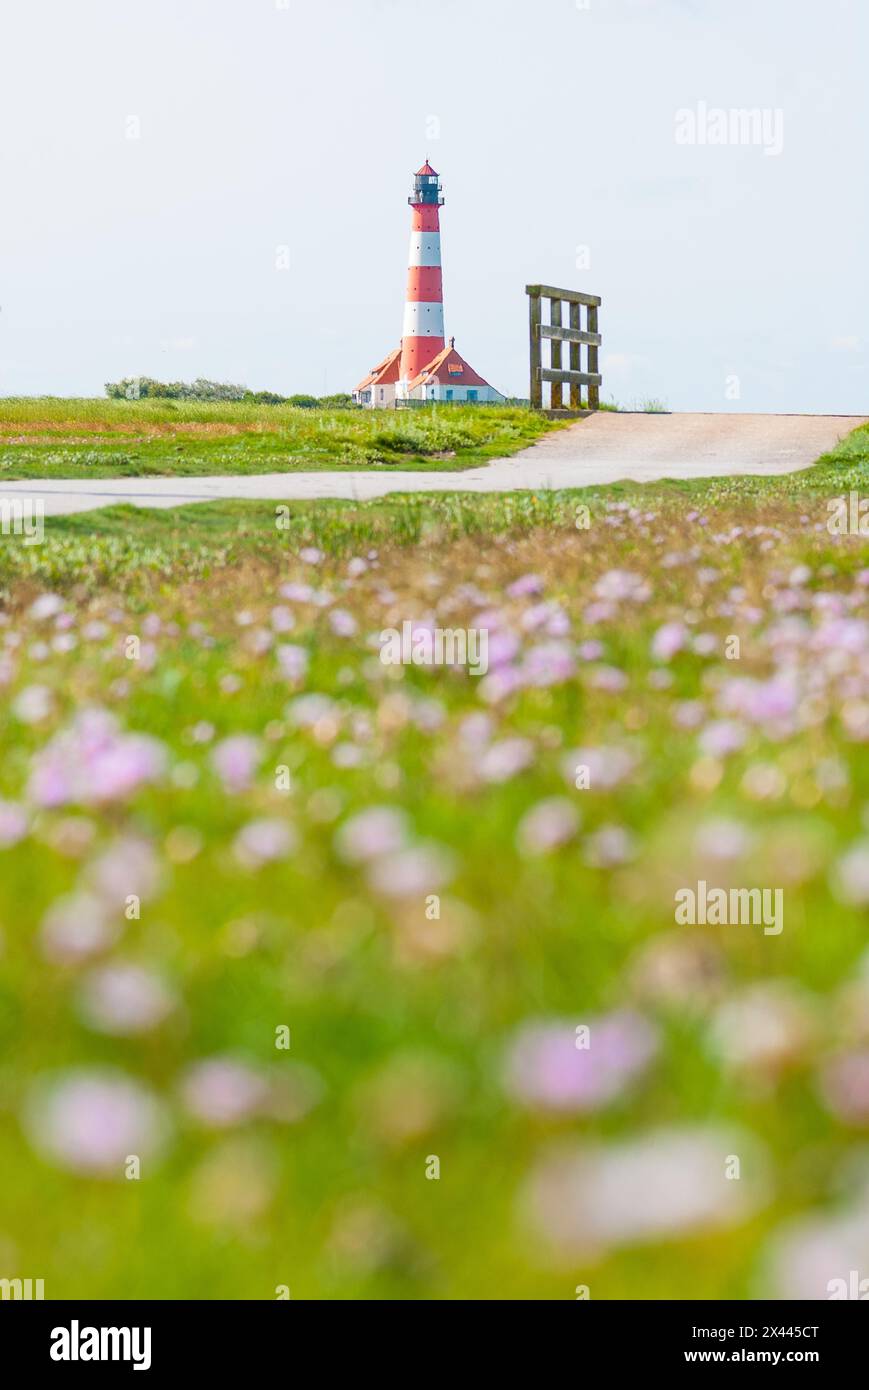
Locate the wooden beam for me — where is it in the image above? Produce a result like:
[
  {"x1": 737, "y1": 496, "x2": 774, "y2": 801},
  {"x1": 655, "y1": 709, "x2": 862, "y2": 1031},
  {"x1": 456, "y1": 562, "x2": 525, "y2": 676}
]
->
[
  {"x1": 537, "y1": 323, "x2": 602, "y2": 347},
  {"x1": 529, "y1": 290, "x2": 542, "y2": 410},
  {"x1": 549, "y1": 298, "x2": 563, "y2": 410},
  {"x1": 587, "y1": 304, "x2": 600, "y2": 410},
  {"x1": 539, "y1": 368, "x2": 602, "y2": 387},
  {"x1": 526, "y1": 283, "x2": 602, "y2": 308},
  {"x1": 569, "y1": 301, "x2": 581, "y2": 410}
]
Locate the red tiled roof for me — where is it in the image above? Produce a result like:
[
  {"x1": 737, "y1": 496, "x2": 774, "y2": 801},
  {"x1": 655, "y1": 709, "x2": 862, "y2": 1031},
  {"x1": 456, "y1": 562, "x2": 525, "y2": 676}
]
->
[
  {"x1": 408, "y1": 341, "x2": 493, "y2": 390},
  {"x1": 416, "y1": 161, "x2": 438, "y2": 177},
  {"x1": 355, "y1": 346, "x2": 402, "y2": 393}
]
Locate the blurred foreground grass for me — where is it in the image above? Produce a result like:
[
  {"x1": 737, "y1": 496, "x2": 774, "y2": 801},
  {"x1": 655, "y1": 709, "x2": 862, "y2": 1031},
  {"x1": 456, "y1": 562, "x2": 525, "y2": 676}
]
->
[{"x1": 0, "y1": 435, "x2": 868, "y2": 1299}]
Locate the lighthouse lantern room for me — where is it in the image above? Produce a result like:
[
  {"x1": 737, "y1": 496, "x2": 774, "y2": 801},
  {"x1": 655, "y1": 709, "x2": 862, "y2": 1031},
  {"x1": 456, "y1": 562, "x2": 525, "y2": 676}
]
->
[{"x1": 354, "y1": 163, "x2": 505, "y2": 409}]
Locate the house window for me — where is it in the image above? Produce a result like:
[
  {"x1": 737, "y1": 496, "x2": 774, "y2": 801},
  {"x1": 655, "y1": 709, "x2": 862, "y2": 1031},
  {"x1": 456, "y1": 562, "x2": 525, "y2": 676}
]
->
[
  {"x1": 467, "y1": 389, "x2": 478, "y2": 402},
  {"x1": 379, "y1": 389, "x2": 384, "y2": 399},
  {"x1": 445, "y1": 390, "x2": 454, "y2": 402}
]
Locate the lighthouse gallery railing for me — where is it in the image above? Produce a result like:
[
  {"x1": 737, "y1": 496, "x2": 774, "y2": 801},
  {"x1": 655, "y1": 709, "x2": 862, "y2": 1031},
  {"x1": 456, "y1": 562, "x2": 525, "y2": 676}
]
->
[{"x1": 526, "y1": 284, "x2": 601, "y2": 416}]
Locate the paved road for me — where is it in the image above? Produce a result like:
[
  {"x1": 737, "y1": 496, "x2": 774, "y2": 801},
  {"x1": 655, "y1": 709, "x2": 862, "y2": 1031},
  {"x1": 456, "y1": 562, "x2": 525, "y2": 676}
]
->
[{"x1": 1, "y1": 413, "x2": 864, "y2": 517}]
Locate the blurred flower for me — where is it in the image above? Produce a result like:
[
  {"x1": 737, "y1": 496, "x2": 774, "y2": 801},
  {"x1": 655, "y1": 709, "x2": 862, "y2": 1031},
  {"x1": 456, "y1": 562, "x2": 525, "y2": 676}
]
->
[
  {"x1": 367, "y1": 844, "x2": 454, "y2": 898},
  {"x1": 594, "y1": 571, "x2": 650, "y2": 603},
  {"x1": 507, "y1": 574, "x2": 544, "y2": 599},
  {"x1": 832, "y1": 843, "x2": 869, "y2": 906},
  {"x1": 23, "y1": 1070, "x2": 170, "y2": 1176},
  {"x1": 478, "y1": 738, "x2": 534, "y2": 784},
  {"x1": 180, "y1": 1057, "x2": 269, "y2": 1128},
  {"x1": 40, "y1": 892, "x2": 119, "y2": 964},
  {"x1": 234, "y1": 818, "x2": 297, "y2": 868},
  {"x1": 29, "y1": 594, "x2": 64, "y2": 621},
  {"x1": 693, "y1": 817, "x2": 754, "y2": 862},
  {"x1": 12, "y1": 684, "x2": 53, "y2": 724},
  {"x1": 651, "y1": 622, "x2": 687, "y2": 662},
  {"x1": 584, "y1": 825, "x2": 636, "y2": 867},
  {"x1": 563, "y1": 745, "x2": 636, "y2": 790},
  {"x1": 0, "y1": 800, "x2": 27, "y2": 849},
  {"x1": 516, "y1": 798, "x2": 579, "y2": 855},
  {"x1": 276, "y1": 644, "x2": 308, "y2": 681},
  {"x1": 84, "y1": 836, "x2": 162, "y2": 905},
  {"x1": 503, "y1": 1011, "x2": 658, "y2": 1113},
  {"x1": 764, "y1": 1206, "x2": 869, "y2": 1300},
  {"x1": 77, "y1": 964, "x2": 175, "y2": 1035},
  {"x1": 28, "y1": 709, "x2": 167, "y2": 807},
  {"x1": 210, "y1": 735, "x2": 261, "y2": 793},
  {"x1": 698, "y1": 720, "x2": 746, "y2": 759},
  {"x1": 329, "y1": 609, "x2": 357, "y2": 637},
  {"x1": 708, "y1": 982, "x2": 821, "y2": 1077},
  {"x1": 819, "y1": 1050, "x2": 869, "y2": 1126},
  {"x1": 335, "y1": 807, "x2": 409, "y2": 864},
  {"x1": 523, "y1": 1126, "x2": 765, "y2": 1259}
]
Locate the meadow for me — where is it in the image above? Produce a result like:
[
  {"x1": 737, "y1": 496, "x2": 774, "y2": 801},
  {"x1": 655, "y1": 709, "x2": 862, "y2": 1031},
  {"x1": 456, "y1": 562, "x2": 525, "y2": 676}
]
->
[
  {"x1": 0, "y1": 398, "x2": 560, "y2": 478},
  {"x1": 1, "y1": 418, "x2": 869, "y2": 1300}
]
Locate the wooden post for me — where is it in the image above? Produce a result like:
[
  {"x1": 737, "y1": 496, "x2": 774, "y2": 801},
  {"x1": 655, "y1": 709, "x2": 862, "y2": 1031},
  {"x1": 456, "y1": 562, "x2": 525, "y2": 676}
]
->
[
  {"x1": 587, "y1": 304, "x2": 600, "y2": 411},
  {"x1": 550, "y1": 297, "x2": 563, "y2": 411},
  {"x1": 529, "y1": 289, "x2": 542, "y2": 410},
  {"x1": 569, "y1": 301, "x2": 581, "y2": 411}
]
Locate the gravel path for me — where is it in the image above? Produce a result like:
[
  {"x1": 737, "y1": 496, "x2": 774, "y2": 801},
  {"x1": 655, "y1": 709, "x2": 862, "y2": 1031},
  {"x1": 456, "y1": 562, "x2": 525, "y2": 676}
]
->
[{"x1": 1, "y1": 413, "x2": 863, "y2": 517}]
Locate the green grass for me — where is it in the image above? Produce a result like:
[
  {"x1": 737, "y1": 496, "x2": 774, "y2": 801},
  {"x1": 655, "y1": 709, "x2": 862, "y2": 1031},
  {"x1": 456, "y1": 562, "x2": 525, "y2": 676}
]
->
[
  {"x1": 1, "y1": 429, "x2": 869, "y2": 1300},
  {"x1": 0, "y1": 399, "x2": 562, "y2": 478}
]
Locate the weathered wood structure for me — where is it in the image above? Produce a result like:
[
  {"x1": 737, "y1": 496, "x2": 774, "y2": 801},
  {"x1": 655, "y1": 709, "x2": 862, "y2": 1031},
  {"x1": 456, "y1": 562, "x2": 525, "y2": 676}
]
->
[{"x1": 526, "y1": 284, "x2": 601, "y2": 417}]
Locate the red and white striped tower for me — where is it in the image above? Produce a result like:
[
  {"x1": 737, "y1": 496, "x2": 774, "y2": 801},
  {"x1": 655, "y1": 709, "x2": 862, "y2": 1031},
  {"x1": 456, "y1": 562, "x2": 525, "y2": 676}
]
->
[{"x1": 399, "y1": 161, "x2": 446, "y2": 387}]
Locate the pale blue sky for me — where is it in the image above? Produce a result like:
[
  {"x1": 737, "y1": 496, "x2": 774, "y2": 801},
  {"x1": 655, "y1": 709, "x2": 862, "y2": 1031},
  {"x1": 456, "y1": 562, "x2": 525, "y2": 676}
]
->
[{"x1": 1, "y1": 0, "x2": 866, "y2": 410}]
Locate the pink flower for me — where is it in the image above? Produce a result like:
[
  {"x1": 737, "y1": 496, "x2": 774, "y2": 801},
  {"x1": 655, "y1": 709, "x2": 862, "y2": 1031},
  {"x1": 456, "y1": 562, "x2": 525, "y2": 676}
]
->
[
  {"x1": 819, "y1": 1050, "x2": 869, "y2": 1126},
  {"x1": 180, "y1": 1057, "x2": 270, "y2": 1128},
  {"x1": 335, "y1": 807, "x2": 409, "y2": 864},
  {"x1": 563, "y1": 746, "x2": 636, "y2": 790},
  {"x1": 522, "y1": 1126, "x2": 764, "y2": 1256},
  {"x1": 516, "y1": 799, "x2": 580, "y2": 855},
  {"x1": 651, "y1": 622, "x2": 687, "y2": 662},
  {"x1": 77, "y1": 964, "x2": 175, "y2": 1035},
  {"x1": 478, "y1": 738, "x2": 534, "y2": 784},
  {"x1": 508, "y1": 574, "x2": 545, "y2": 599},
  {"x1": 40, "y1": 892, "x2": 119, "y2": 964},
  {"x1": 329, "y1": 610, "x2": 357, "y2": 637},
  {"x1": 0, "y1": 800, "x2": 28, "y2": 848},
  {"x1": 276, "y1": 644, "x2": 309, "y2": 681},
  {"x1": 522, "y1": 641, "x2": 575, "y2": 687},
  {"x1": 234, "y1": 818, "x2": 297, "y2": 867},
  {"x1": 594, "y1": 570, "x2": 650, "y2": 603},
  {"x1": 28, "y1": 710, "x2": 167, "y2": 807},
  {"x1": 367, "y1": 844, "x2": 455, "y2": 897},
  {"x1": 24, "y1": 1070, "x2": 170, "y2": 1176},
  {"x1": 210, "y1": 735, "x2": 261, "y2": 793},
  {"x1": 832, "y1": 844, "x2": 869, "y2": 906},
  {"x1": 504, "y1": 1011, "x2": 657, "y2": 1112},
  {"x1": 85, "y1": 836, "x2": 162, "y2": 904},
  {"x1": 698, "y1": 720, "x2": 746, "y2": 758}
]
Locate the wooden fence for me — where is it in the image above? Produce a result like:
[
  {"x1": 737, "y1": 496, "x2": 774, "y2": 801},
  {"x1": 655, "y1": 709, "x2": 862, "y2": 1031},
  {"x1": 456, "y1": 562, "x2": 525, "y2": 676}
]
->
[{"x1": 526, "y1": 284, "x2": 602, "y2": 416}]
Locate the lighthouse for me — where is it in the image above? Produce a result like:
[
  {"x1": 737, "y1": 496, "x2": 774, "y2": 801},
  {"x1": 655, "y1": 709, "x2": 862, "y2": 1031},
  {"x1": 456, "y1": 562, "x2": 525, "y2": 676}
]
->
[
  {"x1": 354, "y1": 163, "x2": 505, "y2": 408},
  {"x1": 400, "y1": 161, "x2": 445, "y2": 384}
]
